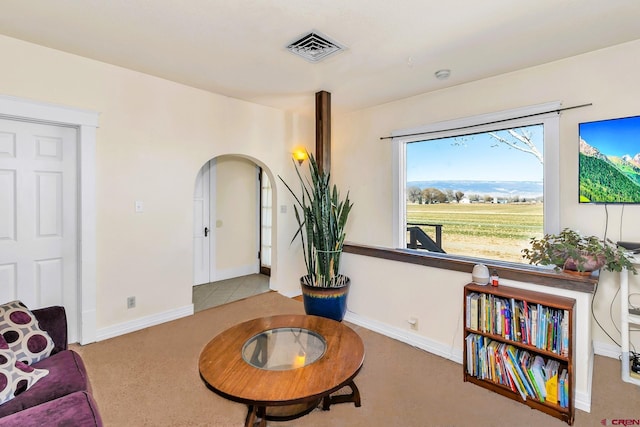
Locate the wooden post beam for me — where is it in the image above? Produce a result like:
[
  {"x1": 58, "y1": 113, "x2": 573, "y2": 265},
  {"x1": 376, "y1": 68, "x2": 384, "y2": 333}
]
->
[{"x1": 315, "y1": 91, "x2": 331, "y2": 174}]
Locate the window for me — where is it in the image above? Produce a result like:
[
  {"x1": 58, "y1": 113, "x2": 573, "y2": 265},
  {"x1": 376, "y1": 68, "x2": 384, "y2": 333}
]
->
[
  {"x1": 392, "y1": 102, "x2": 560, "y2": 264},
  {"x1": 260, "y1": 168, "x2": 272, "y2": 274}
]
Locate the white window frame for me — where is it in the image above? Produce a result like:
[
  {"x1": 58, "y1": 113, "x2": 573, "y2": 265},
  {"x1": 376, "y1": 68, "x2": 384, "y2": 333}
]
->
[{"x1": 391, "y1": 102, "x2": 561, "y2": 258}]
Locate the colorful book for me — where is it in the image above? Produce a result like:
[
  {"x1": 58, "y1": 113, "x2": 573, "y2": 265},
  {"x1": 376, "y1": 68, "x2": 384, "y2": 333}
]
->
[
  {"x1": 465, "y1": 293, "x2": 471, "y2": 328},
  {"x1": 558, "y1": 369, "x2": 564, "y2": 407},
  {"x1": 544, "y1": 359, "x2": 559, "y2": 405},
  {"x1": 469, "y1": 293, "x2": 480, "y2": 330},
  {"x1": 518, "y1": 308, "x2": 526, "y2": 345},
  {"x1": 496, "y1": 343, "x2": 515, "y2": 391},
  {"x1": 480, "y1": 294, "x2": 487, "y2": 333},
  {"x1": 538, "y1": 305, "x2": 547, "y2": 350},
  {"x1": 510, "y1": 298, "x2": 520, "y2": 342},
  {"x1": 504, "y1": 303, "x2": 512, "y2": 340},
  {"x1": 531, "y1": 305, "x2": 538, "y2": 346},
  {"x1": 521, "y1": 351, "x2": 544, "y2": 401},
  {"x1": 500, "y1": 345, "x2": 527, "y2": 400},
  {"x1": 522, "y1": 300, "x2": 530, "y2": 344},
  {"x1": 563, "y1": 369, "x2": 569, "y2": 408},
  {"x1": 530, "y1": 355, "x2": 547, "y2": 402},
  {"x1": 487, "y1": 340, "x2": 499, "y2": 382},
  {"x1": 495, "y1": 298, "x2": 503, "y2": 336},
  {"x1": 465, "y1": 334, "x2": 476, "y2": 375},
  {"x1": 506, "y1": 345, "x2": 535, "y2": 398},
  {"x1": 489, "y1": 297, "x2": 495, "y2": 334},
  {"x1": 561, "y1": 309, "x2": 569, "y2": 357}
]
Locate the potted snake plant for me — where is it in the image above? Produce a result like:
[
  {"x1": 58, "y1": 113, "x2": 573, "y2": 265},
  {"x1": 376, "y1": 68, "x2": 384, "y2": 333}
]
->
[{"x1": 279, "y1": 152, "x2": 353, "y2": 321}]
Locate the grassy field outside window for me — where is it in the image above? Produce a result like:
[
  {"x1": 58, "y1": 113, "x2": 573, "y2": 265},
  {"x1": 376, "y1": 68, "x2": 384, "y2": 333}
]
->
[{"x1": 406, "y1": 201, "x2": 543, "y2": 263}]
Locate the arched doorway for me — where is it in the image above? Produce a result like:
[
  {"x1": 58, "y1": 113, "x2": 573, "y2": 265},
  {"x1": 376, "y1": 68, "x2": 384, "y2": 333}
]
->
[{"x1": 192, "y1": 154, "x2": 274, "y2": 311}]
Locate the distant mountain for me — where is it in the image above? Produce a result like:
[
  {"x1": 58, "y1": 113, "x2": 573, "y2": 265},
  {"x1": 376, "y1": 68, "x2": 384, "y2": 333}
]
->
[
  {"x1": 624, "y1": 152, "x2": 640, "y2": 168},
  {"x1": 579, "y1": 139, "x2": 640, "y2": 203},
  {"x1": 579, "y1": 138, "x2": 608, "y2": 160},
  {"x1": 406, "y1": 180, "x2": 543, "y2": 198},
  {"x1": 610, "y1": 156, "x2": 640, "y2": 182}
]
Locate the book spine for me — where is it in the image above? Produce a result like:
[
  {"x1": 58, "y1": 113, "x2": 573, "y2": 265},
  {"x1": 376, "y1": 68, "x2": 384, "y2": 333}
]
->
[
  {"x1": 466, "y1": 293, "x2": 471, "y2": 328},
  {"x1": 561, "y1": 309, "x2": 569, "y2": 358},
  {"x1": 531, "y1": 306, "x2": 538, "y2": 347}
]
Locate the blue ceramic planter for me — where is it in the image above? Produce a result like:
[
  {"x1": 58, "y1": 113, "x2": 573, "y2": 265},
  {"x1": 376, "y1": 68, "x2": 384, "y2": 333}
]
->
[{"x1": 300, "y1": 275, "x2": 351, "y2": 322}]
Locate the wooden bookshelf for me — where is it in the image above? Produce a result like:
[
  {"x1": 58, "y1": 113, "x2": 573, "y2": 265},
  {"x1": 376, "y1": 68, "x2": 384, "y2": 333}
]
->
[{"x1": 463, "y1": 283, "x2": 575, "y2": 425}]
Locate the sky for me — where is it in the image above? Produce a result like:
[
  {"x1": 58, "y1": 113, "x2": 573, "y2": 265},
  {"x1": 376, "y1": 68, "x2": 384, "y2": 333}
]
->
[
  {"x1": 406, "y1": 124, "x2": 544, "y2": 182},
  {"x1": 579, "y1": 115, "x2": 640, "y2": 158}
]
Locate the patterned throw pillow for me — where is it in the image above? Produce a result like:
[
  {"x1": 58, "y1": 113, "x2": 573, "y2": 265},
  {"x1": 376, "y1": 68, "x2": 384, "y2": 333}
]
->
[
  {"x1": 0, "y1": 333, "x2": 48, "y2": 405},
  {"x1": 0, "y1": 301, "x2": 55, "y2": 365}
]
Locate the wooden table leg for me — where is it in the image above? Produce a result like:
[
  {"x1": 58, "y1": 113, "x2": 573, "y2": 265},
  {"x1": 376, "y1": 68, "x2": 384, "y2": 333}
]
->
[
  {"x1": 245, "y1": 405, "x2": 267, "y2": 427},
  {"x1": 322, "y1": 380, "x2": 361, "y2": 410}
]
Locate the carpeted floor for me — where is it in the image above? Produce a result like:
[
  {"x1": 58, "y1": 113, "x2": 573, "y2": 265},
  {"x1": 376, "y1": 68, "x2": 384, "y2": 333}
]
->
[{"x1": 73, "y1": 292, "x2": 640, "y2": 426}]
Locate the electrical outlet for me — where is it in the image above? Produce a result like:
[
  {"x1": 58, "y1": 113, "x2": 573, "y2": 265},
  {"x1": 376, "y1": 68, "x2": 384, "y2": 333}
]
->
[
  {"x1": 408, "y1": 317, "x2": 418, "y2": 330},
  {"x1": 127, "y1": 296, "x2": 136, "y2": 309}
]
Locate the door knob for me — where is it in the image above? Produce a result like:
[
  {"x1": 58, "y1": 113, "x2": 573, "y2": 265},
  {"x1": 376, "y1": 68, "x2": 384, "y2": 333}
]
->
[{"x1": 204, "y1": 227, "x2": 209, "y2": 237}]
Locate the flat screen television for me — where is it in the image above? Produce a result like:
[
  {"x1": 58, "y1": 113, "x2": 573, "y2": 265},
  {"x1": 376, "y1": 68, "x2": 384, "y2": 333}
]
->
[{"x1": 579, "y1": 115, "x2": 640, "y2": 204}]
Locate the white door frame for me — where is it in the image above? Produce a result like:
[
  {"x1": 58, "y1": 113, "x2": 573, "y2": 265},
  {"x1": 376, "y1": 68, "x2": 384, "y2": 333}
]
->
[{"x1": 0, "y1": 95, "x2": 99, "y2": 345}]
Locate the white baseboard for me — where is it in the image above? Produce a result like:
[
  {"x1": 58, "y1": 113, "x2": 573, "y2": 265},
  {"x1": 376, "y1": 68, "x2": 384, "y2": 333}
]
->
[
  {"x1": 279, "y1": 289, "x2": 302, "y2": 299},
  {"x1": 96, "y1": 304, "x2": 194, "y2": 342},
  {"x1": 344, "y1": 310, "x2": 463, "y2": 364},
  {"x1": 212, "y1": 264, "x2": 259, "y2": 282},
  {"x1": 344, "y1": 310, "x2": 598, "y2": 413},
  {"x1": 593, "y1": 340, "x2": 621, "y2": 360},
  {"x1": 575, "y1": 390, "x2": 591, "y2": 413}
]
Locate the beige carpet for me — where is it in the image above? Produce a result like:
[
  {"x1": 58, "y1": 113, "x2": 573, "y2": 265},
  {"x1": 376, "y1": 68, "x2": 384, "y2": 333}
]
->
[{"x1": 73, "y1": 292, "x2": 640, "y2": 426}]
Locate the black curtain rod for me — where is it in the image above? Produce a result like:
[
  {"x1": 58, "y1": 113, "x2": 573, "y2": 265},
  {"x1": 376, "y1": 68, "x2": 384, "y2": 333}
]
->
[{"x1": 380, "y1": 103, "x2": 592, "y2": 141}]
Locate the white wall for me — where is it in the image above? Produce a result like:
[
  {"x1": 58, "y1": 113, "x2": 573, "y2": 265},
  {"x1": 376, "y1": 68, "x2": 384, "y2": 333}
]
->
[
  {"x1": 214, "y1": 156, "x2": 259, "y2": 279},
  {"x1": 333, "y1": 40, "x2": 640, "y2": 412},
  {"x1": 0, "y1": 34, "x2": 313, "y2": 333}
]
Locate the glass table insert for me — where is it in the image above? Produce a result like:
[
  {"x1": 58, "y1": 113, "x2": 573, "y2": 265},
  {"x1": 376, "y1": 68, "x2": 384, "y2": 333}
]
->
[{"x1": 242, "y1": 327, "x2": 327, "y2": 370}]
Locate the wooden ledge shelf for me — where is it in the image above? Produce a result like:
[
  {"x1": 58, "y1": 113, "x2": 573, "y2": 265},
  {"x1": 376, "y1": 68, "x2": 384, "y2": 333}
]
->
[{"x1": 344, "y1": 242, "x2": 598, "y2": 294}]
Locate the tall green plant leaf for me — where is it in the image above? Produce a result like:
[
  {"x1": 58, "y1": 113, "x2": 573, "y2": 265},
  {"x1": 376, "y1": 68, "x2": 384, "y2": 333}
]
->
[{"x1": 278, "y1": 152, "x2": 353, "y2": 287}]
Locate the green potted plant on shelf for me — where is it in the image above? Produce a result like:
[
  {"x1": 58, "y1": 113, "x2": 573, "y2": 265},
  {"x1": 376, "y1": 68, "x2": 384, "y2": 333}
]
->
[
  {"x1": 521, "y1": 228, "x2": 637, "y2": 275},
  {"x1": 279, "y1": 151, "x2": 353, "y2": 321}
]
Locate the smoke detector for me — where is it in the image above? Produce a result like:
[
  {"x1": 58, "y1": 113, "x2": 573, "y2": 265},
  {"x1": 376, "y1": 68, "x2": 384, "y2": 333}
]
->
[
  {"x1": 286, "y1": 31, "x2": 345, "y2": 63},
  {"x1": 435, "y1": 69, "x2": 451, "y2": 80}
]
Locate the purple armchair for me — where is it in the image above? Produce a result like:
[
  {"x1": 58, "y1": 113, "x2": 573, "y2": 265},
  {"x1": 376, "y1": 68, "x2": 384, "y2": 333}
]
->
[{"x1": 0, "y1": 306, "x2": 103, "y2": 426}]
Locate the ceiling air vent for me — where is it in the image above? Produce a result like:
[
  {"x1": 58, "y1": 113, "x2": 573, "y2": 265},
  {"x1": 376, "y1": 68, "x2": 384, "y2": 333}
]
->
[{"x1": 286, "y1": 31, "x2": 345, "y2": 63}]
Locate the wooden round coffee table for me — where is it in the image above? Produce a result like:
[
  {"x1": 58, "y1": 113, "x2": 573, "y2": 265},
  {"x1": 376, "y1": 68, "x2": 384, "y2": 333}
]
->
[{"x1": 199, "y1": 314, "x2": 365, "y2": 427}]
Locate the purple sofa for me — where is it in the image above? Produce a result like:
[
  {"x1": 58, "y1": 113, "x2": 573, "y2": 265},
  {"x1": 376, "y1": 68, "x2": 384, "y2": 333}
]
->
[{"x1": 0, "y1": 306, "x2": 103, "y2": 426}]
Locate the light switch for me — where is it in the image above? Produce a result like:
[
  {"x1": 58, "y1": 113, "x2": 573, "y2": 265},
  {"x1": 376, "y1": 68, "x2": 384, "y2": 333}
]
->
[
  {"x1": 280, "y1": 205, "x2": 287, "y2": 214},
  {"x1": 135, "y1": 200, "x2": 144, "y2": 213}
]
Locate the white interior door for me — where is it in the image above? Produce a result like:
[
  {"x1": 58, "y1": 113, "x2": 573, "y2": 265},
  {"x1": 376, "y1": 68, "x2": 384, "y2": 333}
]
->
[
  {"x1": 193, "y1": 161, "x2": 211, "y2": 285},
  {"x1": 0, "y1": 118, "x2": 78, "y2": 328}
]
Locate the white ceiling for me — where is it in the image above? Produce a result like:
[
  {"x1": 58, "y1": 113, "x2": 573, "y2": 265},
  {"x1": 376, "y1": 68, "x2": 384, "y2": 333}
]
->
[{"x1": 1, "y1": 1, "x2": 640, "y2": 115}]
